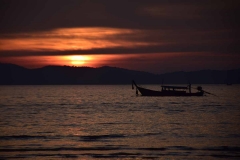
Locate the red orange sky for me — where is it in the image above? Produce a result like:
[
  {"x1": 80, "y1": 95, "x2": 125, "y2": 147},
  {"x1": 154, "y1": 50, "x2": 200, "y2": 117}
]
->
[{"x1": 0, "y1": 0, "x2": 239, "y2": 74}]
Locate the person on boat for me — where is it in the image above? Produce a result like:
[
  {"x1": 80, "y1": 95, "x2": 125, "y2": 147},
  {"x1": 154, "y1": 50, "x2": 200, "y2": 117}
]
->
[{"x1": 188, "y1": 84, "x2": 191, "y2": 93}]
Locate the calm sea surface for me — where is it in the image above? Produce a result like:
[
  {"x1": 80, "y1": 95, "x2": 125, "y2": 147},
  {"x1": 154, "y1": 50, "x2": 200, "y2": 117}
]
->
[{"x1": 0, "y1": 85, "x2": 240, "y2": 159}]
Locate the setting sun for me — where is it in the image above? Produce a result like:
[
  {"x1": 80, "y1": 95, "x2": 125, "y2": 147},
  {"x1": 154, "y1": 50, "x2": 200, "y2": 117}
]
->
[{"x1": 68, "y1": 55, "x2": 92, "y2": 66}]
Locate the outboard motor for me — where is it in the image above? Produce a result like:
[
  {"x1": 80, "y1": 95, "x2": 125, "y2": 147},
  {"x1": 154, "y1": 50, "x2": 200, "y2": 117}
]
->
[{"x1": 197, "y1": 86, "x2": 202, "y2": 91}]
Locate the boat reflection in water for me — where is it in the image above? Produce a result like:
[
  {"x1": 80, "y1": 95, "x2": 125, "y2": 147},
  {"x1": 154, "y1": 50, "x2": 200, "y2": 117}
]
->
[{"x1": 132, "y1": 80, "x2": 204, "y2": 96}]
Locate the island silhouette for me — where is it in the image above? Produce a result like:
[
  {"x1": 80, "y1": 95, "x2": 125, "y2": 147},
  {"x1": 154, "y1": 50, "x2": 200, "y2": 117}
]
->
[{"x1": 0, "y1": 63, "x2": 239, "y2": 85}]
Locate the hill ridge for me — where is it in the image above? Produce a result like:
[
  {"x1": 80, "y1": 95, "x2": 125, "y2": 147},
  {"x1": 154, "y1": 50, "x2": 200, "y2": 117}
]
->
[{"x1": 0, "y1": 63, "x2": 239, "y2": 84}]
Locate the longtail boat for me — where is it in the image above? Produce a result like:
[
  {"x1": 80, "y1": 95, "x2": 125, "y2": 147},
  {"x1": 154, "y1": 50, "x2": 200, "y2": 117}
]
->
[{"x1": 132, "y1": 80, "x2": 204, "y2": 96}]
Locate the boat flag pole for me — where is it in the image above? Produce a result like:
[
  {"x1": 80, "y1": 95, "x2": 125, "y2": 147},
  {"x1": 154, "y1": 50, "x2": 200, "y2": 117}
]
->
[{"x1": 132, "y1": 80, "x2": 139, "y2": 96}]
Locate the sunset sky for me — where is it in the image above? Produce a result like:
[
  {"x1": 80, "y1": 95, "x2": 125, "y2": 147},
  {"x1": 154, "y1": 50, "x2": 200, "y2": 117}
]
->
[{"x1": 0, "y1": 0, "x2": 239, "y2": 73}]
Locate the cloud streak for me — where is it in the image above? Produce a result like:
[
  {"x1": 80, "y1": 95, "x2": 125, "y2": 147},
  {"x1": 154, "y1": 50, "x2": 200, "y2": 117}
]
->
[
  {"x1": 0, "y1": 27, "x2": 237, "y2": 58},
  {"x1": 0, "y1": 27, "x2": 160, "y2": 52}
]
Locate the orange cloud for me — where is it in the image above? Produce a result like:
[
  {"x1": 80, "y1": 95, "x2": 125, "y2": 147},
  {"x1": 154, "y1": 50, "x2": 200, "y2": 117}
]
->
[{"x1": 0, "y1": 27, "x2": 158, "y2": 52}]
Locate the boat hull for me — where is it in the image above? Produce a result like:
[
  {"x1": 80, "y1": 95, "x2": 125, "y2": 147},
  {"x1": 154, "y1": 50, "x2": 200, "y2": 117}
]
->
[{"x1": 136, "y1": 86, "x2": 204, "y2": 96}]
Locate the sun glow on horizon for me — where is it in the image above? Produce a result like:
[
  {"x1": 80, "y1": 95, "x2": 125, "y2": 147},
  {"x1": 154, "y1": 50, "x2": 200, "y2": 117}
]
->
[
  {"x1": 0, "y1": 54, "x2": 140, "y2": 68},
  {"x1": 1, "y1": 52, "x2": 240, "y2": 74},
  {"x1": 67, "y1": 55, "x2": 92, "y2": 66}
]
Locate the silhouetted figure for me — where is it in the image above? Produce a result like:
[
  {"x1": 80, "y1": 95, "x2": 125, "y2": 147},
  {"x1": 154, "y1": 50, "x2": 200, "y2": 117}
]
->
[{"x1": 188, "y1": 84, "x2": 191, "y2": 93}]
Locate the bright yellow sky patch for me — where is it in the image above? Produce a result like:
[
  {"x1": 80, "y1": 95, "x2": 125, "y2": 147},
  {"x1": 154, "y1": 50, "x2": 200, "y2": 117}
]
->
[{"x1": 67, "y1": 55, "x2": 92, "y2": 66}]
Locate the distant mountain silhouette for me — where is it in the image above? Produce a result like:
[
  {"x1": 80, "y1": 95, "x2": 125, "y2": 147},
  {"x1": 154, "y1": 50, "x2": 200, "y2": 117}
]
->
[{"x1": 0, "y1": 63, "x2": 239, "y2": 84}]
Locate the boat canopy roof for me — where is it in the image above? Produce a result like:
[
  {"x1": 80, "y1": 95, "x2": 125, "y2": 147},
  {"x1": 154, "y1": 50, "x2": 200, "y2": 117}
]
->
[{"x1": 161, "y1": 85, "x2": 188, "y2": 89}]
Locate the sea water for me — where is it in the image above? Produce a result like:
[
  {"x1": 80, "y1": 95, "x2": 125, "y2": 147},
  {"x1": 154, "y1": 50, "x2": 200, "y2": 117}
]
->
[{"x1": 0, "y1": 85, "x2": 240, "y2": 159}]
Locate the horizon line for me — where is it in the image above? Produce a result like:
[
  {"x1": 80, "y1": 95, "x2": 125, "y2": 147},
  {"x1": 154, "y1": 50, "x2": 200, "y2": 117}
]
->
[{"x1": 1, "y1": 62, "x2": 240, "y2": 75}]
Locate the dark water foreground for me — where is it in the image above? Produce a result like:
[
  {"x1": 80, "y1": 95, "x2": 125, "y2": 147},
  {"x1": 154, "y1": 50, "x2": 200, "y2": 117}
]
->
[{"x1": 0, "y1": 85, "x2": 240, "y2": 159}]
